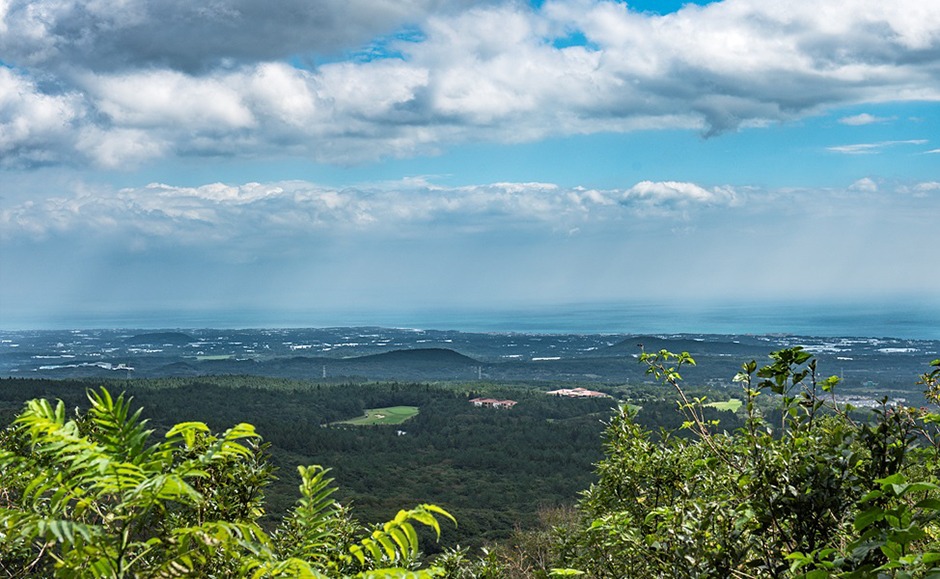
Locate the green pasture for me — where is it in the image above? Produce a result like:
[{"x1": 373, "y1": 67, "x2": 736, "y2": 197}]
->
[
  {"x1": 336, "y1": 406, "x2": 420, "y2": 426},
  {"x1": 705, "y1": 399, "x2": 743, "y2": 413}
]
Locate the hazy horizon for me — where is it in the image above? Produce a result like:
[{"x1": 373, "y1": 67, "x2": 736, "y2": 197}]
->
[{"x1": 3, "y1": 298, "x2": 939, "y2": 341}]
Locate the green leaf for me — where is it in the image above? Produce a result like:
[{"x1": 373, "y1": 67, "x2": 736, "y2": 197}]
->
[
  {"x1": 822, "y1": 375, "x2": 841, "y2": 392},
  {"x1": 398, "y1": 522, "x2": 418, "y2": 555},
  {"x1": 405, "y1": 510, "x2": 441, "y2": 539},
  {"x1": 165, "y1": 421, "x2": 210, "y2": 447},
  {"x1": 418, "y1": 504, "x2": 457, "y2": 528},
  {"x1": 350, "y1": 544, "x2": 367, "y2": 566},
  {"x1": 363, "y1": 538, "x2": 383, "y2": 561},
  {"x1": 375, "y1": 531, "x2": 398, "y2": 560},
  {"x1": 882, "y1": 541, "x2": 902, "y2": 560},
  {"x1": 902, "y1": 481, "x2": 938, "y2": 496},
  {"x1": 855, "y1": 507, "x2": 885, "y2": 532},
  {"x1": 387, "y1": 527, "x2": 409, "y2": 555}
]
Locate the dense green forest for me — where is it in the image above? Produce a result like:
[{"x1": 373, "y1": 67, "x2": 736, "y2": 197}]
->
[
  {"x1": 2, "y1": 374, "x2": 736, "y2": 552},
  {"x1": 4, "y1": 349, "x2": 939, "y2": 577}
]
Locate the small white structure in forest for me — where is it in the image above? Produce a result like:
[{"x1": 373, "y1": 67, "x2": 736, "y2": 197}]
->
[{"x1": 546, "y1": 387, "x2": 609, "y2": 398}]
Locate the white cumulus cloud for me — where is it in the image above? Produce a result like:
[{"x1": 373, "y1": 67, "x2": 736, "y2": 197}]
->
[
  {"x1": 848, "y1": 177, "x2": 879, "y2": 192},
  {"x1": 0, "y1": 68, "x2": 86, "y2": 167},
  {"x1": 623, "y1": 181, "x2": 740, "y2": 209},
  {"x1": 1, "y1": 0, "x2": 939, "y2": 166}
]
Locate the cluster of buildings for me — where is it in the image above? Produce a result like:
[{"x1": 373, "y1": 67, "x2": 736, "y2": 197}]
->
[
  {"x1": 545, "y1": 387, "x2": 609, "y2": 398},
  {"x1": 470, "y1": 387, "x2": 611, "y2": 409},
  {"x1": 469, "y1": 397, "x2": 518, "y2": 409}
]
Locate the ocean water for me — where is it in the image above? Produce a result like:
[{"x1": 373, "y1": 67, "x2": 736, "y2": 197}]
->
[
  {"x1": 4, "y1": 299, "x2": 939, "y2": 340},
  {"x1": 355, "y1": 301, "x2": 940, "y2": 339}
]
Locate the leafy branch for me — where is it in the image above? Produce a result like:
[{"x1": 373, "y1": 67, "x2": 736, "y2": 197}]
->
[{"x1": 0, "y1": 387, "x2": 456, "y2": 578}]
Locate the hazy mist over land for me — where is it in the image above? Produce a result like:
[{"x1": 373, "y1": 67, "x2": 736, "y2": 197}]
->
[{"x1": 2, "y1": 0, "x2": 938, "y2": 330}]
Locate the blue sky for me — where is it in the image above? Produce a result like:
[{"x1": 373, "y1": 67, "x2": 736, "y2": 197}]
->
[{"x1": 1, "y1": 0, "x2": 939, "y2": 329}]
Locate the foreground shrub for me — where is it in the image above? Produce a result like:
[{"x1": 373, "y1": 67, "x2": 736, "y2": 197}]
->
[
  {"x1": 0, "y1": 388, "x2": 453, "y2": 578},
  {"x1": 553, "y1": 350, "x2": 940, "y2": 578}
]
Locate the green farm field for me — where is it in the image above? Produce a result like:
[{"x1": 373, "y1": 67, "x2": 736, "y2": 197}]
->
[
  {"x1": 705, "y1": 398, "x2": 743, "y2": 413},
  {"x1": 336, "y1": 405, "x2": 419, "y2": 426}
]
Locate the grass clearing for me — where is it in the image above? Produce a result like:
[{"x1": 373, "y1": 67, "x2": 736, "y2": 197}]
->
[
  {"x1": 336, "y1": 406, "x2": 419, "y2": 426},
  {"x1": 705, "y1": 399, "x2": 743, "y2": 413}
]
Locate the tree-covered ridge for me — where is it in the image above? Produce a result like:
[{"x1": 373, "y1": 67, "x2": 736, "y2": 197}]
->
[{"x1": 0, "y1": 388, "x2": 455, "y2": 578}]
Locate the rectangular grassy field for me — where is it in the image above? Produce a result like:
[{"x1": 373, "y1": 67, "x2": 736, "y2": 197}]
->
[
  {"x1": 336, "y1": 406, "x2": 420, "y2": 426},
  {"x1": 704, "y1": 399, "x2": 743, "y2": 413}
]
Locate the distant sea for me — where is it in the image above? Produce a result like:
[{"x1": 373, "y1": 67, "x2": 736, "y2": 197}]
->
[{"x1": 3, "y1": 299, "x2": 939, "y2": 340}]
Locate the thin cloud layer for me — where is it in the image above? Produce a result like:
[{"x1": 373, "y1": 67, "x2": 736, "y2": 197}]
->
[
  {"x1": 2, "y1": 0, "x2": 939, "y2": 167},
  {"x1": 839, "y1": 113, "x2": 895, "y2": 126},
  {"x1": 6, "y1": 176, "x2": 937, "y2": 250},
  {"x1": 0, "y1": 179, "x2": 745, "y2": 244},
  {"x1": 827, "y1": 139, "x2": 929, "y2": 154}
]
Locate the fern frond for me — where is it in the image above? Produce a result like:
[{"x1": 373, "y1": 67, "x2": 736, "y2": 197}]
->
[
  {"x1": 295, "y1": 465, "x2": 339, "y2": 524},
  {"x1": 170, "y1": 422, "x2": 259, "y2": 473},
  {"x1": 275, "y1": 465, "x2": 342, "y2": 564},
  {"x1": 122, "y1": 473, "x2": 204, "y2": 509},
  {"x1": 14, "y1": 398, "x2": 67, "y2": 436},
  {"x1": 349, "y1": 505, "x2": 455, "y2": 568},
  {"x1": 8, "y1": 403, "x2": 123, "y2": 516},
  {"x1": 155, "y1": 520, "x2": 272, "y2": 576},
  {"x1": 86, "y1": 388, "x2": 155, "y2": 466},
  {"x1": 0, "y1": 508, "x2": 103, "y2": 549}
]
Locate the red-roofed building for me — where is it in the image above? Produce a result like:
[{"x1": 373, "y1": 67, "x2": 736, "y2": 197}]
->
[{"x1": 470, "y1": 397, "x2": 518, "y2": 409}]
